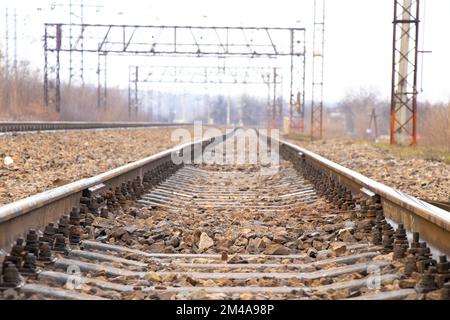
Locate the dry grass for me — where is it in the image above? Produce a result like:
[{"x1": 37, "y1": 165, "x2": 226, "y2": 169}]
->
[
  {"x1": 318, "y1": 89, "x2": 450, "y2": 151},
  {"x1": 418, "y1": 102, "x2": 450, "y2": 149},
  {"x1": 285, "y1": 131, "x2": 310, "y2": 141},
  {"x1": 372, "y1": 142, "x2": 450, "y2": 164}
]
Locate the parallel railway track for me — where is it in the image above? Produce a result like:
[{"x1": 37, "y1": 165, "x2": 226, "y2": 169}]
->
[
  {"x1": 0, "y1": 121, "x2": 188, "y2": 133},
  {"x1": 0, "y1": 129, "x2": 449, "y2": 300}
]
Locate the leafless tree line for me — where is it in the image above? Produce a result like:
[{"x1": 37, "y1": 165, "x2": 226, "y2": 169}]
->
[
  {"x1": 0, "y1": 57, "x2": 148, "y2": 121},
  {"x1": 323, "y1": 88, "x2": 450, "y2": 149},
  {"x1": 1, "y1": 58, "x2": 448, "y2": 148}
]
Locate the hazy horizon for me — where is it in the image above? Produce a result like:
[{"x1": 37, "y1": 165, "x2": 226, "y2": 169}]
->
[{"x1": 1, "y1": 0, "x2": 449, "y2": 104}]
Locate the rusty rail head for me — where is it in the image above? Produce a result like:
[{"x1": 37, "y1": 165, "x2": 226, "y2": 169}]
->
[
  {"x1": 279, "y1": 139, "x2": 450, "y2": 256},
  {"x1": 0, "y1": 138, "x2": 202, "y2": 222}
]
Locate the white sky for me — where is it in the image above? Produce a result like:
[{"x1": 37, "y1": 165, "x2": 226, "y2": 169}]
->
[{"x1": 1, "y1": 0, "x2": 449, "y2": 103}]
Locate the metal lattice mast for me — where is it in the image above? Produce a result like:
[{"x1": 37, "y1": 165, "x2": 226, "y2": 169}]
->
[
  {"x1": 390, "y1": 0, "x2": 420, "y2": 146},
  {"x1": 264, "y1": 73, "x2": 272, "y2": 128},
  {"x1": 66, "y1": 0, "x2": 86, "y2": 86},
  {"x1": 3, "y1": 8, "x2": 11, "y2": 112},
  {"x1": 129, "y1": 66, "x2": 138, "y2": 118},
  {"x1": 51, "y1": 0, "x2": 102, "y2": 87},
  {"x1": 311, "y1": 0, "x2": 325, "y2": 140},
  {"x1": 44, "y1": 24, "x2": 61, "y2": 111},
  {"x1": 12, "y1": 8, "x2": 18, "y2": 112},
  {"x1": 96, "y1": 51, "x2": 107, "y2": 109},
  {"x1": 4, "y1": 8, "x2": 9, "y2": 79},
  {"x1": 289, "y1": 30, "x2": 307, "y2": 132},
  {"x1": 44, "y1": 24, "x2": 303, "y2": 113},
  {"x1": 273, "y1": 67, "x2": 278, "y2": 128},
  {"x1": 13, "y1": 8, "x2": 17, "y2": 77}
]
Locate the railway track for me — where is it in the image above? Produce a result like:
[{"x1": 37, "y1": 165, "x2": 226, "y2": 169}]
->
[
  {"x1": 0, "y1": 121, "x2": 188, "y2": 133},
  {"x1": 0, "y1": 129, "x2": 449, "y2": 300}
]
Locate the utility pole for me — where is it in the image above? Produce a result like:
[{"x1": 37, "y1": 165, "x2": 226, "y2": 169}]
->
[
  {"x1": 4, "y1": 8, "x2": 11, "y2": 112},
  {"x1": 127, "y1": 64, "x2": 136, "y2": 117},
  {"x1": 311, "y1": 0, "x2": 325, "y2": 140},
  {"x1": 263, "y1": 73, "x2": 271, "y2": 129},
  {"x1": 157, "y1": 92, "x2": 162, "y2": 122},
  {"x1": 134, "y1": 66, "x2": 138, "y2": 118},
  {"x1": 12, "y1": 8, "x2": 18, "y2": 113},
  {"x1": 97, "y1": 52, "x2": 107, "y2": 109},
  {"x1": 390, "y1": 0, "x2": 420, "y2": 145},
  {"x1": 226, "y1": 95, "x2": 231, "y2": 126},
  {"x1": 148, "y1": 89, "x2": 153, "y2": 122},
  {"x1": 70, "y1": 0, "x2": 84, "y2": 86},
  {"x1": 5, "y1": 8, "x2": 9, "y2": 77},
  {"x1": 13, "y1": 8, "x2": 17, "y2": 77},
  {"x1": 50, "y1": 1, "x2": 102, "y2": 87},
  {"x1": 205, "y1": 93, "x2": 211, "y2": 124},
  {"x1": 273, "y1": 68, "x2": 277, "y2": 128},
  {"x1": 368, "y1": 108, "x2": 379, "y2": 141},
  {"x1": 181, "y1": 91, "x2": 187, "y2": 122}
]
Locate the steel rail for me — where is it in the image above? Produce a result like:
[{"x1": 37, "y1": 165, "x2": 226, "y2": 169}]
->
[
  {"x1": 1, "y1": 129, "x2": 448, "y2": 258},
  {"x1": 279, "y1": 139, "x2": 450, "y2": 256},
  {"x1": 0, "y1": 136, "x2": 214, "y2": 250},
  {"x1": 0, "y1": 129, "x2": 448, "y2": 300},
  {"x1": 0, "y1": 121, "x2": 190, "y2": 133}
]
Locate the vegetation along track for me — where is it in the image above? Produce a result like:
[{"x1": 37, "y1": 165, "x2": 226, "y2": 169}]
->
[{"x1": 0, "y1": 129, "x2": 449, "y2": 300}]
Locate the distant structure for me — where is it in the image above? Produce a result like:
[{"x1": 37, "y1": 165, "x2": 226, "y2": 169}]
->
[
  {"x1": 3, "y1": 8, "x2": 10, "y2": 77},
  {"x1": 311, "y1": 0, "x2": 325, "y2": 140},
  {"x1": 48, "y1": 0, "x2": 103, "y2": 87},
  {"x1": 128, "y1": 66, "x2": 282, "y2": 123},
  {"x1": 367, "y1": 108, "x2": 379, "y2": 141},
  {"x1": 43, "y1": 24, "x2": 306, "y2": 126},
  {"x1": 67, "y1": 0, "x2": 85, "y2": 87},
  {"x1": 43, "y1": 1, "x2": 103, "y2": 111},
  {"x1": 390, "y1": 0, "x2": 420, "y2": 145}
]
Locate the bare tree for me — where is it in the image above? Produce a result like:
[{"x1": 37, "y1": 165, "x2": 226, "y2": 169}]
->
[
  {"x1": 334, "y1": 87, "x2": 389, "y2": 139},
  {"x1": 240, "y1": 94, "x2": 264, "y2": 126}
]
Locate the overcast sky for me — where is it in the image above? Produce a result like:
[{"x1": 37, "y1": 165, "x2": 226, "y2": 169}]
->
[{"x1": 1, "y1": 0, "x2": 449, "y2": 103}]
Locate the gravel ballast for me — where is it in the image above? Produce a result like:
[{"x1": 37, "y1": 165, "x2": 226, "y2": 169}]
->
[
  {"x1": 287, "y1": 139, "x2": 450, "y2": 203},
  {"x1": 0, "y1": 130, "x2": 448, "y2": 206},
  {"x1": 0, "y1": 127, "x2": 193, "y2": 206}
]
